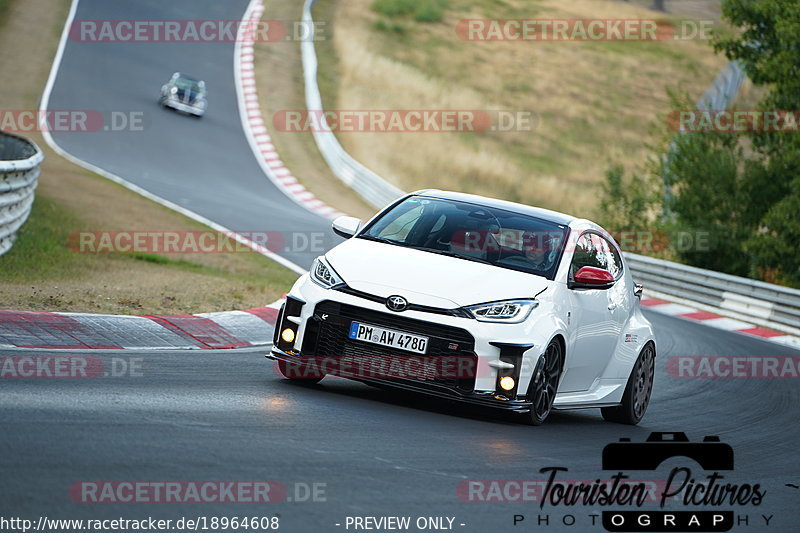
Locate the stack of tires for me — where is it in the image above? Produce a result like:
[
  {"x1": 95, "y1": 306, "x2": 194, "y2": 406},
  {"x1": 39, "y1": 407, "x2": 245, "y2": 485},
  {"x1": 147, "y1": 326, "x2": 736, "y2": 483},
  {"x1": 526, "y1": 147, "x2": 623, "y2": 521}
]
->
[{"x1": 0, "y1": 131, "x2": 43, "y2": 256}]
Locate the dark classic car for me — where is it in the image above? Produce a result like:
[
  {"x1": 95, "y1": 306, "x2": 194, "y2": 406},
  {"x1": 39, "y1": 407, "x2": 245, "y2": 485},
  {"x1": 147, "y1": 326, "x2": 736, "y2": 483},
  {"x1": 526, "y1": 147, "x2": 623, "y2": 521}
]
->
[{"x1": 159, "y1": 72, "x2": 207, "y2": 117}]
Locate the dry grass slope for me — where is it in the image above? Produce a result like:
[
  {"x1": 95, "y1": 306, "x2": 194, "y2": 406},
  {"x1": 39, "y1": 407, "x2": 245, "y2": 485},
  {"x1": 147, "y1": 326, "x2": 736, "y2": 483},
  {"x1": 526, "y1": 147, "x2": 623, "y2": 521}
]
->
[{"x1": 317, "y1": 0, "x2": 727, "y2": 219}]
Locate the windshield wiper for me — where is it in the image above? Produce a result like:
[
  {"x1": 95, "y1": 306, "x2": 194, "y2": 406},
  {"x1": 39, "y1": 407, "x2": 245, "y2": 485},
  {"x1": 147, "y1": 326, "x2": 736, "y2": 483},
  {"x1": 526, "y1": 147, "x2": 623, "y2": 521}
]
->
[
  {"x1": 358, "y1": 235, "x2": 402, "y2": 246},
  {"x1": 414, "y1": 247, "x2": 493, "y2": 265}
]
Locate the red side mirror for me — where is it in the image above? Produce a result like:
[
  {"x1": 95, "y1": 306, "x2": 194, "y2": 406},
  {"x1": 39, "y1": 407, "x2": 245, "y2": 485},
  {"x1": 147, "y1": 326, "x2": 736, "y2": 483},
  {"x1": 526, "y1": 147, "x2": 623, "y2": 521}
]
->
[{"x1": 573, "y1": 266, "x2": 615, "y2": 286}]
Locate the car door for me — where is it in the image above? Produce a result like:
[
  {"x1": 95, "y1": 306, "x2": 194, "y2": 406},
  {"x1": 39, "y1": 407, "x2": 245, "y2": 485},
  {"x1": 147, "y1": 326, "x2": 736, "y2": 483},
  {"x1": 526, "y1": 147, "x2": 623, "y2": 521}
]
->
[
  {"x1": 596, "y1": 235, "x2": 630, "y2": 345},
  {"x1": 560, "y1": 232, "x2": 622, "y2": 392}
]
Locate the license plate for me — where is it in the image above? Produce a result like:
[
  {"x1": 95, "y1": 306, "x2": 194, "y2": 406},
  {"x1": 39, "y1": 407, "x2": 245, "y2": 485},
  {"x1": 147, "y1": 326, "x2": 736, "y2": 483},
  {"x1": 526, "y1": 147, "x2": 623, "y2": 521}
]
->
[{"x1": 348, "y1": 322, "x2": 428, "y2": 354}]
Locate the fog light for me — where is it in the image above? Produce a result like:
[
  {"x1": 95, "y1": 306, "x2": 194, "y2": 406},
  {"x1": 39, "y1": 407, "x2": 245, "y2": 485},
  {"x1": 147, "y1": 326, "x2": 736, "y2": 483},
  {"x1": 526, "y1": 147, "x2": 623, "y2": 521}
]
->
[
  {"x1": 281, "y1": 328, "x2": 296, "y2": 344},
  {"x1": 499, "y1": 376, "x2": 515, "y2": 391}
]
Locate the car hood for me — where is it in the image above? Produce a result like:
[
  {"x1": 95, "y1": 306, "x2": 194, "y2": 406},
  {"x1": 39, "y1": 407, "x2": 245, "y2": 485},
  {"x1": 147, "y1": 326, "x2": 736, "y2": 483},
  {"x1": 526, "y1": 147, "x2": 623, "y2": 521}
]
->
[{"x1": 325, "y1": 238, "x2": 553, "y2": 308}]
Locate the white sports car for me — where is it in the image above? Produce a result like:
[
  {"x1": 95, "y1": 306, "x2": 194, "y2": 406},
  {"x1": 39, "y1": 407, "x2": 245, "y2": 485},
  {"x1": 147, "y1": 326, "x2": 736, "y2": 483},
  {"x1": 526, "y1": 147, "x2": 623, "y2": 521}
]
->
[{"x1": 268, "y1": 190, "x2": 656, "y2": 425}]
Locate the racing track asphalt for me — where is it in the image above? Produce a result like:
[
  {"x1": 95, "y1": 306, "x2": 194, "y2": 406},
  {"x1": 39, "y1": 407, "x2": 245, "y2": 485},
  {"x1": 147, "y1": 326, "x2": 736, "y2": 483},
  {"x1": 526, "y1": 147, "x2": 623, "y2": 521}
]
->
[
  {"x1": 44, "y1": 0, "x2": 339, "y2": 270},
  {"x1": 2, "y1": 311, "x2": 799, "y2": 530},
  {"x1": 11, "y1": 0, "x2": 800, "y2": 530}
]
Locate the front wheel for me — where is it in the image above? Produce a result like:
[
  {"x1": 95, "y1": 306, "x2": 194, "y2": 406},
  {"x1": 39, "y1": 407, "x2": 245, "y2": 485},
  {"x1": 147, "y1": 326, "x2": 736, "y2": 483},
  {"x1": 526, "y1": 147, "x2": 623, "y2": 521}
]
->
[
  {"x1": 525, "y1": 339, "x2": 563, "y2": 426},
  {"x1": 601, "y1": 342, "x2": 655, "y2": 425}
]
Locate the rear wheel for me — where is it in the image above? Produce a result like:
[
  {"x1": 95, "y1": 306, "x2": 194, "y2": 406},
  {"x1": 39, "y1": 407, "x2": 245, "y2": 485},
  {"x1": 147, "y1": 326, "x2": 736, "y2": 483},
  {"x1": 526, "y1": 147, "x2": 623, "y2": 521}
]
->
[
  {"x1": 275, "y1": 358, "x2": 324, "y2": 385},
  {"x1": 525, "y1": 339, "x2": 563, "y2": 426},
  {"x1": 601, "y1": 342, "x2": 655, "y2": 425}
]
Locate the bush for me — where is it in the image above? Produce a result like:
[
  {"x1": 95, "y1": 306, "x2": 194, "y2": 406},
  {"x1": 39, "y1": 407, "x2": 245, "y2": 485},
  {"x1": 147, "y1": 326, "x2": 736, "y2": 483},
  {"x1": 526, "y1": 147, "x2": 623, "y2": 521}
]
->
[
  {"x1": 372, "y1": 0, "x2": 415, "y2": 17},
  {"x1": 413, "y1": 1, "x2": 446, "y2": 22},
  {"x1": 745, "y1": 177, "x2": 800, "y2": 288},
  {"x1": 373, "y1": 19, "x2": 407, "y2": 35},
  {"x1": 0, "y1": 0, "x2": 10, "y2": 25},
  {"x1": 599, "y1": 165, "x2": 659, "y2": 238},
  {"x1": 372, "y1": 0, "x2": 447, "y2": 23}
]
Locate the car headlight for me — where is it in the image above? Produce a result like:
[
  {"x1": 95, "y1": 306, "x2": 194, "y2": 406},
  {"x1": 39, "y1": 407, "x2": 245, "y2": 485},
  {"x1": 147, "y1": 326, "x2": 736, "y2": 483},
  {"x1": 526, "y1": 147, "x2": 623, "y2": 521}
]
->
[
  {"x1": 310, "y1": 256, "x2": 345, "y2": 289},
  {"x1": 466, "y1": 299, "x2": 538, "y2": 323},
  {"x1": 170, "y1": 86, "x2": 178, "y2": 94}
]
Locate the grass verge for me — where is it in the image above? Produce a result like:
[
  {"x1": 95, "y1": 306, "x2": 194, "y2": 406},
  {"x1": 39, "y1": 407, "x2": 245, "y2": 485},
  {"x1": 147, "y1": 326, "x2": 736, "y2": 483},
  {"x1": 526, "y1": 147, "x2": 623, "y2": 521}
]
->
[
  {"x1": 0, "y1": 0, "x2": 298, "y2": 314},
  {"x1": 314, "y1": 0, "x2": 728, "y2": 219}
]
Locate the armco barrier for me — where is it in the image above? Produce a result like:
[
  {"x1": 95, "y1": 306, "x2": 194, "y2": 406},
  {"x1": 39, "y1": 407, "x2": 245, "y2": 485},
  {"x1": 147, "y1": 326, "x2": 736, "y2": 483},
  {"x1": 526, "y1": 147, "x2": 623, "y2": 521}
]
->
[
  {"x1": 0, "y1": 131, "x2": 44, "y2": 256},
  {"x1": 626, "y1": 253, "x2": 800, "y2": 335},
  {"x1": 299, "y1": 2, "x2": 800, "y2": 335},
  {"x1": 301, "y1": 0, "x2": 405, "y2": 209},
  {"x1": 697, "y1": 61, "x2": 745, "y2": 112}
]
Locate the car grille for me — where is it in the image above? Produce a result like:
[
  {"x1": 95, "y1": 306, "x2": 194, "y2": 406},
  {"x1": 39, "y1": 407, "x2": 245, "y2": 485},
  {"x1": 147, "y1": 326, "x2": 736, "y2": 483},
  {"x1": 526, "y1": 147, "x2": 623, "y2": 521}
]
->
[
  {"x1": 303, "y1": 300, "x2": 477, "y2": 391},
  {"x1": 334, "y1": 285, "x2": 472, "y2": 318}
]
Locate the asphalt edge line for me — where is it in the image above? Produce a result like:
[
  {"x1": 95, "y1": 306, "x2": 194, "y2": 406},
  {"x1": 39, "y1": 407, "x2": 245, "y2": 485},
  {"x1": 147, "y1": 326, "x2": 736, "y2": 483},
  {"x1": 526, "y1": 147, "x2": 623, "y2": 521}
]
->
[{"x1": 37, "y1": 0, "x2": 307, "y2": 276}]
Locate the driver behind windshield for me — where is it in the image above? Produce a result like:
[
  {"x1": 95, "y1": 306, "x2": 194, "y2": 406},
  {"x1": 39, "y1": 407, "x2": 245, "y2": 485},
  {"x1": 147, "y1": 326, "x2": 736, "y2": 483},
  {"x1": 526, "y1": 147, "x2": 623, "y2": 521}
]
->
[{"x1": 496, "y1": 230, "x2": 559, "y2": 274}]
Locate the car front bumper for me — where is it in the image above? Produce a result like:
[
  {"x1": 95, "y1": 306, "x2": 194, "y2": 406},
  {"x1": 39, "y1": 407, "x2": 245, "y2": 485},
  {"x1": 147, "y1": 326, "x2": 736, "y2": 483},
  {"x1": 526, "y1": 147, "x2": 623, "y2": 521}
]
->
[
  {"x1": 276, "y1": 275, "x2": 561, "y2": 395},
  {"x1": 162, "y1": 98, "x2": 205, "y2": 116},
  {"x1": 267, "y1": 346, "x2": 534, "y2": 413}
]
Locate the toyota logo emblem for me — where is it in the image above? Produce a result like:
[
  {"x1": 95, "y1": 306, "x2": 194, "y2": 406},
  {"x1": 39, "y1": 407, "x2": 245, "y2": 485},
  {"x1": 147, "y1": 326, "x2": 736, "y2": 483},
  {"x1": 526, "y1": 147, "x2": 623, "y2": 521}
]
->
[{"x1": 386, "y1": 295, "x2": 408, "y2": 312}]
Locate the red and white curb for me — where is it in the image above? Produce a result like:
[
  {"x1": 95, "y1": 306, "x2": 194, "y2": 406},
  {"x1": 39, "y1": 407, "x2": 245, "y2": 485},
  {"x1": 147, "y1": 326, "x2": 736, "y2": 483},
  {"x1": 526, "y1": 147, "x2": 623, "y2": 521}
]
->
[
  {"x1": 6, "y1": 295, "x2": 799, "y2": 350},
  {"x1": 641, "y1": 297, "x2": 800, "y2": 349},
  {"x1": 236, "y1": 0, "x2": 345, "y2": 220},
  {"x1": 0, "y1": 300, "x2": 284, "y2": 350}
]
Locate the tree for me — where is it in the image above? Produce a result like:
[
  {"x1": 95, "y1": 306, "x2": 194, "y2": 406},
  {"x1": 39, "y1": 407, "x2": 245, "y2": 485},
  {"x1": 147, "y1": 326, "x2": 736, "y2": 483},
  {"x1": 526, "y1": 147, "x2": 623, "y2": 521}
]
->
[
  {"x1": 599, "y1": 0, "x2": 800, "y2": 286},
  {"x1": 662, "y1": 129, "x2": 787, "y2": 275},
  {"x1": 599, "y1": 165, "x2": 658, "y2": 238},
  {"x1": 711, "y1": 0, "x2": 800, "y2": 285},
  {"x1": 745, "y1": 177, "x2": 800, "y2": 286}
]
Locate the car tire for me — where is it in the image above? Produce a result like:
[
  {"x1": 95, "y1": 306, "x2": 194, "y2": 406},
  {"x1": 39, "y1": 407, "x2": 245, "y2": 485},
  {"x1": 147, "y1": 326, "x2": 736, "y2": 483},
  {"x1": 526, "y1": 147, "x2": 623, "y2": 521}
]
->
[
  {"x1": 275, "y1": 359, "x2": 324, "y2": 385},
  {"x1": 525, "y1": 339, "x2": 563, "y2": 426},
  {"x1": 601, "y1": 342, "x2": 655, "y2": 425}
]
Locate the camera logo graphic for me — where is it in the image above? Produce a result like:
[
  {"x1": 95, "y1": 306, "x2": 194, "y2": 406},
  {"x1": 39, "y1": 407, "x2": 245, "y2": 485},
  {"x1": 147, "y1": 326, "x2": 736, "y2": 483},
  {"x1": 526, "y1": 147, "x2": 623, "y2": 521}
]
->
[{"x1": 602, "y1": 432, "x2": 734, "y2": 471}]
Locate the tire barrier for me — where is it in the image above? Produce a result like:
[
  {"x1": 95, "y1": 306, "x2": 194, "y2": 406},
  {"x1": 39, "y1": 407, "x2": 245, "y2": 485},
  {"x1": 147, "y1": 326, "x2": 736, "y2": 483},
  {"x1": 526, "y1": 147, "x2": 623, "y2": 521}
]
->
[{"x1": 0, "y1": 131, "x2": 44, "y2": 256}]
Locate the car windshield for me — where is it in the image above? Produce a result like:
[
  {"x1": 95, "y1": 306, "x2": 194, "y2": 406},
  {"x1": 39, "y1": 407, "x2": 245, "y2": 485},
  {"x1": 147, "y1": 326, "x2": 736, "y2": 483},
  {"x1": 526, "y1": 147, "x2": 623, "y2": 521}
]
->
[
  {"x1": 359, "y1": 196, "x2": 569, "y2": 280},
  {"x1": 174, "y1": 77, "x2": 203, "y2": 93}
]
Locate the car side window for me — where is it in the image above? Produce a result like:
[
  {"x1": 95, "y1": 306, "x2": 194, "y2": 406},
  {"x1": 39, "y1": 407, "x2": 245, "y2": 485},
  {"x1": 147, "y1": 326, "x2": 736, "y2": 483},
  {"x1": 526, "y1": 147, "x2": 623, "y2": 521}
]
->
[
  {"x1": 570, "y1": 232, "x2": 623, "y2": 279},
  {"x1": 592, "y1": 234, "x2": 623, "y2": 279},
  {"x1": 570, "y1": 234, "x2": 598, "y2": 278}
]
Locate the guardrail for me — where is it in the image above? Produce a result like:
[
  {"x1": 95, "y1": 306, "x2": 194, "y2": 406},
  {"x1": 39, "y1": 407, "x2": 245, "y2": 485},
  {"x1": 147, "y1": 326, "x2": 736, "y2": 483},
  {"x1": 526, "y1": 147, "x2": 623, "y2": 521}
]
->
[
  {"x1": 626, "y1": 253, "x2": 800, "y2": 335},
  {"x1": 697, "y1": 60, "x2": 745, "y2": 111},
  {"x1": 301, "y1": 0, "x2": 405, "y2": 209},
  {"x1": 299, "y1": 2, "x2": 800, "y2": 334},
  {"x1": 0, "y1": 131, "x2": 44, "y2": 257}
]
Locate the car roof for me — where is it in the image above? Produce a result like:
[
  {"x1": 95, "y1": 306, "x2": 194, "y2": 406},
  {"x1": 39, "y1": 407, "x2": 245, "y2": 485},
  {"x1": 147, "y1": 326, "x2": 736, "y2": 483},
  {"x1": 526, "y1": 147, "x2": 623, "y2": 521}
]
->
[
  {"x1": 411, "y1": 189, "x2": 577, "y2": 227},
  {"x1": 175, "y1": 73, "x2": 201, "y2": 82}
]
